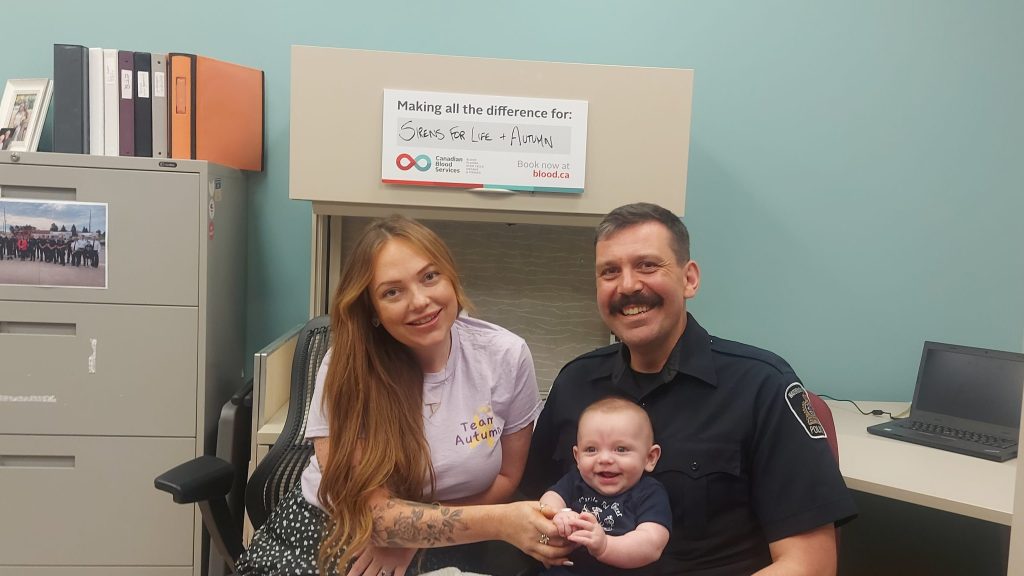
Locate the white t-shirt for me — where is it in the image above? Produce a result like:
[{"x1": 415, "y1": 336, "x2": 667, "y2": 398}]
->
[{"x1": 301, "y1": 316, "x2": 541, "y2": 508}]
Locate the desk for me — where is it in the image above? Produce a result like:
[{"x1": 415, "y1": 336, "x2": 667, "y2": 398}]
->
[
  {"x1": 826, "y1": 400, "x2": 1016, "y2": 525},
  {"x1": 257, "y1": 404, "x2": 287, "y2": 447}
]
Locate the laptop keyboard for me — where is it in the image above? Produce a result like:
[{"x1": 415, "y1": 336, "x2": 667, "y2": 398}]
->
[{"x1": 907, "y1": 421, "x2": 1016, "y2": 449}]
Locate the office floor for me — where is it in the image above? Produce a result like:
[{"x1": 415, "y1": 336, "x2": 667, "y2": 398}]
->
[{"x1": 838, "y1": 491, "x2": 1009, "y2": 576}]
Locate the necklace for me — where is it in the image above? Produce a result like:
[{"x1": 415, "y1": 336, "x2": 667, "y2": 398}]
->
[{"x1": 424, "y1": 333, "x2": 455, "y2": 419}]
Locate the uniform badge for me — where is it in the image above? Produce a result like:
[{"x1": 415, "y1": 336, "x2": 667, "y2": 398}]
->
[{"x1": 785, "y1": 382, "x2": 827, "y2": 439}]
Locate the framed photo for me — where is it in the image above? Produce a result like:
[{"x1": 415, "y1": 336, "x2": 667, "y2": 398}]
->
[{"x1": 0, "y1": 78, "x2": 52, "y2": 153}]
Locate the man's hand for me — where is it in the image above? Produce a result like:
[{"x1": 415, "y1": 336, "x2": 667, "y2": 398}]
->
[
  {"x1": 566, "y1": 512, "x2": 608, "y2": 559},
  {"x1": 345, "y1": 545, "x2": 417, "y2": 576}
]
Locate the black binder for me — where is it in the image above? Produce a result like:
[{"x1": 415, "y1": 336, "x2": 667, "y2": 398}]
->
[
  {"x1": 133, "y1": 51, "x2": 152, "y2": 157},
  {"x1": 53, "y1": 44, "x2": 90, "y2": 154}
]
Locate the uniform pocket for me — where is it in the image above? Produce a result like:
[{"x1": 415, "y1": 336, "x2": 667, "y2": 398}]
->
[
  {"x1": 656, "y1": 442, "x2": 743, "y2": 537},
  {"x1": 658, "y1": 442, "x2": 741, "y2": 479}
]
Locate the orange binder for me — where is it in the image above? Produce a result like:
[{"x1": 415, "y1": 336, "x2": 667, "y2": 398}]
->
[{"x1": 168, "y1": 53, "x2": 264, "y2": 171}]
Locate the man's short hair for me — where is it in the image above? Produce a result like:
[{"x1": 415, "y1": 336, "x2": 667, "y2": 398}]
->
[{"x1": 595, "y1": 202, "x2": 690, "y2": 263}]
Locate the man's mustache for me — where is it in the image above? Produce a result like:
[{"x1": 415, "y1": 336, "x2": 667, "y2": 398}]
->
[{"x1": 610, "y1": 292, "x2": 663, "y2": 315}]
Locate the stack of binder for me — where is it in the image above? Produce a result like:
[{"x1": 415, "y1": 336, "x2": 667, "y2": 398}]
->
[{"x1": 52, "y1": 44, "x2": 264, "y2": 172}]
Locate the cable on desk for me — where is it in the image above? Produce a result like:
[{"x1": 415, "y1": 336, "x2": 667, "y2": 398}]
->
[{"x1": 816, "y1": 394, "x2": 906, "y2": 419}]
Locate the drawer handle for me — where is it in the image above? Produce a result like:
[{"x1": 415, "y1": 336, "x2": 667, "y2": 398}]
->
[
  {"x1": 0, "y1": 455, "x2": 76, "y2": 468},
  {"x1": 0, "y1": 321, "x2": 77, "y2": 336},
  {"x1": 0, "y1": 185, "x2": 76, "y2": 202}
]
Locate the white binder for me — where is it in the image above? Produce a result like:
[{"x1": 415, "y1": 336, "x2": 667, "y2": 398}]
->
[
  {"x1": 102, "y1": 49, "x2": 119, "y2": 156},
  {"x1": 88, "y1": 47, "x2": 104, "y2": 155}
]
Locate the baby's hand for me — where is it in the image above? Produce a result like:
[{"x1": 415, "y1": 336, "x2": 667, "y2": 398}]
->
[
  {"x1": 552, "y1": 508, "x2": 580, "y2": 538},
  {"x1": 567, "y1": 511, "x2": 608, "y2": 559}
]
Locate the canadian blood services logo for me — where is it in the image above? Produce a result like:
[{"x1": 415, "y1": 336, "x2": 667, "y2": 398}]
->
[{"x1": 396, "y1": 153, "x2": 432, "y2": 172}]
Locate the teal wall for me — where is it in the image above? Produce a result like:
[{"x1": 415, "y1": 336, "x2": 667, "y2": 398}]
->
[{"x1": 3, "y1": 1, "x2": 1021, "y2": 401}]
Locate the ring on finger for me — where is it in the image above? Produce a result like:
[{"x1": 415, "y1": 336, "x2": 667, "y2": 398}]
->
[{"x1": 538, "y1": 533, "x2": 550, "y2": 545}]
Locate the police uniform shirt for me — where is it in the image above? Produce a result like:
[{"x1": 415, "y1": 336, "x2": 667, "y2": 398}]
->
[
  {"x1": 524, "y1": 314, "x2": 857, "y2": 576},
  {"x1": 545, "y1": 469, "x2": 671, "y2": 576}
]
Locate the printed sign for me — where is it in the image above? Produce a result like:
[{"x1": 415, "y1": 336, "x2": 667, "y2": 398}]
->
[{"x1": 381, "y1": 89, "x2": 588, "y2": 193}]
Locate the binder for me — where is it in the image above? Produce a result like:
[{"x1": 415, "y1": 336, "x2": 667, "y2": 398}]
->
[
  {"x1": 133, "y1": 51, "x2": 152, "y2": 157},
  {"x1": 88, "y1": 47, "x2": 104, "y2": 155},
  {"x1": 102, "y1": 49, "x2": 119, "y2": 155},
  {"x1": 168, "y1": 54, "x2": 192, "y2": 161},
  {"x1": 168, "y1": 53, "x2": 264, "y2": 171},
  {"x1": 151, "y1": 53, "x2": 169, "y2": 158},
  {"x1": 117, "y1": 50, "x2": 134, "y2": 156},
  {"x1": 53, "y1": 44, "x2": 90, "y2": 154}
]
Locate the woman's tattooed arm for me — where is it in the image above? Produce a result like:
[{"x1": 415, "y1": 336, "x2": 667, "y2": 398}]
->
[{"x1": 370, "y1": 498, "x2": 469, "y2": 546}]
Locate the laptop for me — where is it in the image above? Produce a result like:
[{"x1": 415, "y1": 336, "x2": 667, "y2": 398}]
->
[{"x1": 866, "y1": 341, "x2": 1024, "y2": 462}]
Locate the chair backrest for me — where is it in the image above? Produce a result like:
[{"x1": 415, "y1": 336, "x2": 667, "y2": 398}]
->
[
  {"x1": 805, "y1": 390, "x2": 843, "y2": 550},
  {"x1": 806, "y1": 390, "x2": 839, "y2": 464},
  {"x1": 245, "y1": 315, "x2": 331, "y2": 529}
]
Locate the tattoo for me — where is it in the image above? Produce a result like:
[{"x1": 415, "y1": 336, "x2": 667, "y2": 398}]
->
[{"x1": 372, "y1": 498, "x2": 468, "y2": 546}]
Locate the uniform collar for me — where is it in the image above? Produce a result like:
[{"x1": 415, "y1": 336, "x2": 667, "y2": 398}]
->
[{"x1": 611, "y1": 313, "x2": 719, "y2": 392}]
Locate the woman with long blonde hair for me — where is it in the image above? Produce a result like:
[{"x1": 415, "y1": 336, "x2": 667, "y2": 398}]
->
[{"x1": 237, "y1": 216, "x2": 570, "y2": 576}]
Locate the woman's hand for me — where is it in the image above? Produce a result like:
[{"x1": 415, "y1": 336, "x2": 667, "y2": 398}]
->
[
  {"x1": 345, "y1": 545, "x2": 417, "y2": 576},
  {"x1": 498, "y1": 501, "x2": 575, "y2": 568}
]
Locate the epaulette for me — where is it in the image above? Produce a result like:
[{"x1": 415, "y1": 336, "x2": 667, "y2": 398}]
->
[
  {"x1": 710, "y1": 336, "x2": 795, "y2": 376},
  {"x1": 557, "y1": 342, "x2": 621, "y2": 371}
]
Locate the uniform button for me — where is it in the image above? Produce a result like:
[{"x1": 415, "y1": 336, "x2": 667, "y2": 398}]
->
[{"x1": 690, "y1": 461, "x2": 700, "y2": 472}]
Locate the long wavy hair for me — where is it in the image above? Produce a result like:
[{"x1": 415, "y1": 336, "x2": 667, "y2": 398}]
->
[{"x1": 317, "y1": 215, "x2": 473, "y2": 572}]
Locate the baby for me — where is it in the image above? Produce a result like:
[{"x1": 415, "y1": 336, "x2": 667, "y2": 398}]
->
[{"x1": 540, "y1": 396, "x2": 671, "y2": 574}]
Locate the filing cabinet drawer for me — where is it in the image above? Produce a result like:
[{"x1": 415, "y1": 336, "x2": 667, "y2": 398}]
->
[
  {"x1": 0, "y1": 163, "x2": 200, "y2": 306},
  {"x1": 0, "y1": 568, "x2": 191, "y2": 576},
  {"x1": 0, "y1": 434, "x2": 196, "y2": 566},
  {"x1": 0, "y1": 301, "x2": 198, "y2": 436}
]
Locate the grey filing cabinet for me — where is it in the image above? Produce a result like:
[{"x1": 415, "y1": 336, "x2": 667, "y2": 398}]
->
[{"x1": 0, "y1": 152, "x2": 247, "y2": 576}]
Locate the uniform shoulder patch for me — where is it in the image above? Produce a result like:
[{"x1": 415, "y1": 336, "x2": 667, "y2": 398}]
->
[{"x1": 784, "y1": 382, "x2": 827, "y2": 439}]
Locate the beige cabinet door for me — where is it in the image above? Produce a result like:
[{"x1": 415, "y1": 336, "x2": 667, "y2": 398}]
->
[
  {"x1": 0, "y1": 435, "x2": 196, "y2": 567},
  {"x1": 0, "y1": 163, "x2": 200, "y2": 306},
  {"x1": 0, "y1": 301, "x2": 198, "y2": 437}
]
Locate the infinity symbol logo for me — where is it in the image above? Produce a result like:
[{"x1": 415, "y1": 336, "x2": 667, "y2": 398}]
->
[{"x1": 396, "y1": 153, "x2": 432, "y2": 172}]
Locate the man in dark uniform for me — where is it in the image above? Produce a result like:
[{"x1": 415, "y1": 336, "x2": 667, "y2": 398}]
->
[{"x1": 522, "y1": 202, "x2": 856, "y2": 576}]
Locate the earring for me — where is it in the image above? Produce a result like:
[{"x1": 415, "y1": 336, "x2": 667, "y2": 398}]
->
[{"x1": 371, "y1": 317, "x2": 381, "y2": 328}]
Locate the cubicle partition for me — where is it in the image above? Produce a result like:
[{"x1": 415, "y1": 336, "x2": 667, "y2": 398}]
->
[{"x1": 250, "y1": 44, "x2": 694, "y2": 508}]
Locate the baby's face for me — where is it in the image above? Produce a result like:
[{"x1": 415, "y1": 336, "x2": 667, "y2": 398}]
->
[{"x1": 573, "y1": 410, "x2": 660, "y2": 497}]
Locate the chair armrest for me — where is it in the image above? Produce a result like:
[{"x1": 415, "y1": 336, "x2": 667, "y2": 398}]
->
[
  {"x1": 154, "y1": 455, "x2": 235, "y2": 504},
  {"x1": 231, "y1": 378, "x2": 254, "y2": 408}
]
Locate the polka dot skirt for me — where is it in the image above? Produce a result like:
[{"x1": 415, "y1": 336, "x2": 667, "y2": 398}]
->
[{"x1": 236, "y1": 484, "x2": 337, "y2": 576}]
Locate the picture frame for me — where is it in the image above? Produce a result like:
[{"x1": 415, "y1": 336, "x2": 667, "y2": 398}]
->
[{"x1": 0, "y1": 78, "x2": 52, "y2": 153}]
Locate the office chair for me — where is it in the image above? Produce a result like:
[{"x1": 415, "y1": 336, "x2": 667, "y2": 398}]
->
[
  {"x1": 806, "y1": 391, "x2": 840, "y2": 463},
  {"x1": 803, "y1": 389, "x2": 845, "y2": 554},
  {"x1": 155, "y1": 315, "x2": 331, "y2": 573}
]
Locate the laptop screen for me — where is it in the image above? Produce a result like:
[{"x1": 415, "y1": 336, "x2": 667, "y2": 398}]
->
[{"x1": 914, "y1": 343, "x2": 1024, "y2": 429}]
